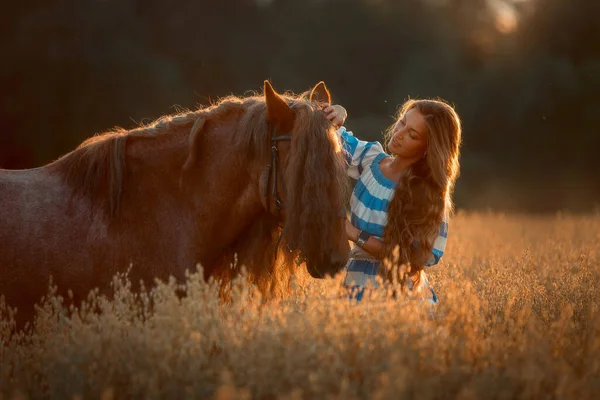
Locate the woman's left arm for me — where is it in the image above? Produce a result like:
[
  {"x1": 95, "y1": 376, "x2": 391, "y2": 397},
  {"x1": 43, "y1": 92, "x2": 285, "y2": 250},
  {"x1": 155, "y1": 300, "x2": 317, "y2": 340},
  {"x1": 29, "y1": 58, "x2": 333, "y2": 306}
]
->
[
  {"x1": 425, "y1": 218, "x2": 449, "y2": 267},
  {"x1": 346, "y1": 218, "x2": 449, "y2": 266}
]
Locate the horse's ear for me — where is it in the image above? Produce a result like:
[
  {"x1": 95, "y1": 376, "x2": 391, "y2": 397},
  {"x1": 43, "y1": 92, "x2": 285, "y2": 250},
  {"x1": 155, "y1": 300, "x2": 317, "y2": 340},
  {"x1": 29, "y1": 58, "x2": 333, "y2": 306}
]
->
[
  {"x1": 264, "y1": 80, "x2": 294, "y2": 130},
  {"x1": 309, "y1": 81, "x2": 331, "y2": 105}
]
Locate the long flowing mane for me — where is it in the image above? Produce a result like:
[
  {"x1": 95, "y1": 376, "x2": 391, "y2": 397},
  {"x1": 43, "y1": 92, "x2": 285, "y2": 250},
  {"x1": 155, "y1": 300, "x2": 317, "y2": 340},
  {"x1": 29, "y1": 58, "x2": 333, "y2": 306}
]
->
[
  {"x1": 51, "y1": 108, "x2": 203, "y2": 216},
  {"x1": 50, "y1": 90, "x2": 348, "y2": 296}
]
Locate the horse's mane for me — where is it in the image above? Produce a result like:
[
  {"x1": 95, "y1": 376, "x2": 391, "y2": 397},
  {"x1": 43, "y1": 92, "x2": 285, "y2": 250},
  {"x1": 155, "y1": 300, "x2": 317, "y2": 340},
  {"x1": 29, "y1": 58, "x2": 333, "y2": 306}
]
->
[{"x1": 53, "y1": 96, "x2": 256, "y2": 216}]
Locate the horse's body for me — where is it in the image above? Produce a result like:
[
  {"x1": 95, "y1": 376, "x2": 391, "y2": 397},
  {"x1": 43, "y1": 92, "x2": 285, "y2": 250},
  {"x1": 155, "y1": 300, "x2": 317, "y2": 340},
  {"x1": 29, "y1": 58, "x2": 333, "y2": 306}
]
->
[
  {"x1": 0, "y1": 123, "x2": 244, "y2": 303},
  {"x1": 0, "y1": 82, "x2": 350, "y2": 326}
]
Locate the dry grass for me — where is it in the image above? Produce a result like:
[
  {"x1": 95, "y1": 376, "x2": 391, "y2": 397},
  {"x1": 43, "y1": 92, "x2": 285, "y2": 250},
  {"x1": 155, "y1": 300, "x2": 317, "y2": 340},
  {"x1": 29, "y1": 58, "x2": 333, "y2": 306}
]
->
[{"x1": 1, "y1": 212, "x2": 599, "y2": 399}]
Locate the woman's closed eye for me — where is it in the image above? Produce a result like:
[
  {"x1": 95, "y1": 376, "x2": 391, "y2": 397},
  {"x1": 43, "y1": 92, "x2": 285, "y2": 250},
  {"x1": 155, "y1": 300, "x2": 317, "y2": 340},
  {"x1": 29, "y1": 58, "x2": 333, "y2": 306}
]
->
[{"x1": 402, "y1": 119, "x2": 421, "y2": 139}]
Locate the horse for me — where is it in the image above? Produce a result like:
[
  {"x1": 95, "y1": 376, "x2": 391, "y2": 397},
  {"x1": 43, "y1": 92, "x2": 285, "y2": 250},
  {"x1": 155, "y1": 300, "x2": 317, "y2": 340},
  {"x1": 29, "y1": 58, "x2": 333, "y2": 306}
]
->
[{"x1": 0, "y1": 81, "x2": 350, "y2": 327}]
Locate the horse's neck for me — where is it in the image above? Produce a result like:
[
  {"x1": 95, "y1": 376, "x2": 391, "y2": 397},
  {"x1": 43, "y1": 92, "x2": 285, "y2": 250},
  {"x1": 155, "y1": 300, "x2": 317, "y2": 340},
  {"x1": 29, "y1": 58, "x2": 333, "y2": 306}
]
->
[
  {"x1": 125, "y1": 132, "x2": 190, "y2": 193},
  {"x1": 120, "y1": 125, "x2": 266, "y2": 262}
]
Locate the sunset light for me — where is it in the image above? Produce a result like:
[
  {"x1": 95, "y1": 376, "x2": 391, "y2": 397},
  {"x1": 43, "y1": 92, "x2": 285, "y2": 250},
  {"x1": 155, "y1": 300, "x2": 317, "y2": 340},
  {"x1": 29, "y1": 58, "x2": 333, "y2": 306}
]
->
[
  {"x1": 489, "y1": 0, "x2": 520, "y2": 33},
  {"x1": 2, "y1": 0, "x2": 598, "y2": 398}
]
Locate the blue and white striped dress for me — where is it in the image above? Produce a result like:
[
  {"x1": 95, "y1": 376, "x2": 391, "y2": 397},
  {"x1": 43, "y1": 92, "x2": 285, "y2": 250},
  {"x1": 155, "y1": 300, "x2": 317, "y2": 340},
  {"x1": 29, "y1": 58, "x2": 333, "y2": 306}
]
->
[{"x1": 337, "y1": 126, "x2": 448, "y2": 303}]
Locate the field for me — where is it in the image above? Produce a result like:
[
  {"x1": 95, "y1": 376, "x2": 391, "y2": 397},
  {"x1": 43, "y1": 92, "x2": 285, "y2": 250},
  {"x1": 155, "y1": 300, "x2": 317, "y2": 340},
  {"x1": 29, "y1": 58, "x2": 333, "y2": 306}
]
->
[{"x1": 1, "y1": 212, "x2": 599, "y2": 399}]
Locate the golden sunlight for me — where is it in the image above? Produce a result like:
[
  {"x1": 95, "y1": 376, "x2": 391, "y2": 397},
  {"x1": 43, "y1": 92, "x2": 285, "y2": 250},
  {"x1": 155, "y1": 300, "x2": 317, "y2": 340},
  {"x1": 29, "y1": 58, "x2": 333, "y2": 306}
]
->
[{"x1": 488, "y1": 0, "x2": 520, "y2": 34}]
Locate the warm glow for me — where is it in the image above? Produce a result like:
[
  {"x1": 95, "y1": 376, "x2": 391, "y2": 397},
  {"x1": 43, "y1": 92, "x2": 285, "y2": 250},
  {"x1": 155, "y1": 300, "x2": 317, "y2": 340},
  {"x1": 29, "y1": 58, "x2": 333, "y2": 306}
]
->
[{"x1": 488, "y1": 0, "x2": 520, "y2": 34}]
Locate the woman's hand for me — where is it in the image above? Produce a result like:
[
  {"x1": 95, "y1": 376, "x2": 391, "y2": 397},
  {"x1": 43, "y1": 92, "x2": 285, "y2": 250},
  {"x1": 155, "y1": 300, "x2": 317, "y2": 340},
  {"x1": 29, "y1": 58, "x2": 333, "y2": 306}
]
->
[
  {"x1": 345, "y1": 219, "x2": 359, "y2": 242},
  {"x1": 322, "y1": 104, "x2": 347, "y2": 127}
]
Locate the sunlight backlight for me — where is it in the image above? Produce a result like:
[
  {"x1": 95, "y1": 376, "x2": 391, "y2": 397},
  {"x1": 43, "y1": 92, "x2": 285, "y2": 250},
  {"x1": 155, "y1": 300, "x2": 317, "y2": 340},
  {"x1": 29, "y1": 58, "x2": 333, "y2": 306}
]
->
[{"x1": 488, "y1": 0, "x2": 520, "y2": 34}]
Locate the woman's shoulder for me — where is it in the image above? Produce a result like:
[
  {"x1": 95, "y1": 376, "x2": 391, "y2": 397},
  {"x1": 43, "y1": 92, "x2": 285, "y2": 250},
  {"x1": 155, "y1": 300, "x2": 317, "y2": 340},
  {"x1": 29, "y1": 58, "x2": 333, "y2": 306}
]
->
[
  {"x1": 337, "y1": 126, "x2": 389, "y2": 171},
  {"x1": 338, "y1": 126, "x2": 379, "y2": 143},
  {"x1": 365, "y1": 153, "x2": 397, "y2": 189}
]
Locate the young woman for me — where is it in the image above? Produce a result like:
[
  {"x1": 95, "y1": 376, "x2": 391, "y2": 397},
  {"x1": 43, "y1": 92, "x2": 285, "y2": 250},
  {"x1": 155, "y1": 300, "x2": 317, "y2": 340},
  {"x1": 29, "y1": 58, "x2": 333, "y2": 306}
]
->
[{"x1": 324, "y1": 99, "x2": 461, "y2": 301}]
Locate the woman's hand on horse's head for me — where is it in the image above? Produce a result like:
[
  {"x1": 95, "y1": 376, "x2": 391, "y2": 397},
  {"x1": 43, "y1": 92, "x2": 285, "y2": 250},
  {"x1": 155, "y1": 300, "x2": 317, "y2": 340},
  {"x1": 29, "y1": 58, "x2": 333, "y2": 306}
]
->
[{"x1": 323, "y1": 104, "x2": 347, "y2": 128}]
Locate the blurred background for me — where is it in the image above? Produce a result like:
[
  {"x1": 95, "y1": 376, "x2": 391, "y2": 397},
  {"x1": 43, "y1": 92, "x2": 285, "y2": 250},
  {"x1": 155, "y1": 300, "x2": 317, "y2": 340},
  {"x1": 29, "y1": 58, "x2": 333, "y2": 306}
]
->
[{"x1": 1, "y1": 0, "x2": 598, "y2": 212}]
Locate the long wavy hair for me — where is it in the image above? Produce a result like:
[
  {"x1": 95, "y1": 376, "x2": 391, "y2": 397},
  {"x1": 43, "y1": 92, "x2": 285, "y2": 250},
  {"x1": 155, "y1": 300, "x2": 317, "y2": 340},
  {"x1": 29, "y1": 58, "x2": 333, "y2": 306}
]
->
[{"x1": 382, "y1": 99, "x2": 462, "y2": 281}]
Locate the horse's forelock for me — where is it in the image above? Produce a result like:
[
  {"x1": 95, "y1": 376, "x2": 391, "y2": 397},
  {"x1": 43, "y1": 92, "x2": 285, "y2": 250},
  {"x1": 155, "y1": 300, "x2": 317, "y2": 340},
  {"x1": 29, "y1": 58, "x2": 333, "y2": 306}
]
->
[{"x1": 283, "y1": 103, "x2": 349, "y2": 264}]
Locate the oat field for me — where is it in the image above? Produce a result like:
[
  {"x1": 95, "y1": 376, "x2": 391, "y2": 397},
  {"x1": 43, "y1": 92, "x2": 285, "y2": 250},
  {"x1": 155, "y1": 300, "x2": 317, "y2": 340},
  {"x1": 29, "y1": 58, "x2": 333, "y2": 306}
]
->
[{"x1": 1, "y1": 212, "x2": 599, "y2": 399}]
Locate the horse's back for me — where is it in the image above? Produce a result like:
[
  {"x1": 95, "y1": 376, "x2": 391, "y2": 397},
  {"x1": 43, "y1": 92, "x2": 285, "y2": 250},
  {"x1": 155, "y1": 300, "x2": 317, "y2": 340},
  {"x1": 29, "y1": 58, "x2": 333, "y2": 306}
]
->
[
  {"x1": 0, "y1": 168, "x2": 95, "y2": 320},
  {"x1": 0, "y1": 166, "x2": 197, "y2": 323},
  {"x1": 0, "y1": 168, "x2": 73, "y2": 251}
]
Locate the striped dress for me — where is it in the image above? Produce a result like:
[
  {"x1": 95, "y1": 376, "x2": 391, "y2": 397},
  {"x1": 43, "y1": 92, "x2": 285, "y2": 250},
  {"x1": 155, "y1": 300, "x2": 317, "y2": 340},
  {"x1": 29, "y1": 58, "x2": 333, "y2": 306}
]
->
[{"x1": 337, "y1": 126, "x2": 448, "y2": 303}]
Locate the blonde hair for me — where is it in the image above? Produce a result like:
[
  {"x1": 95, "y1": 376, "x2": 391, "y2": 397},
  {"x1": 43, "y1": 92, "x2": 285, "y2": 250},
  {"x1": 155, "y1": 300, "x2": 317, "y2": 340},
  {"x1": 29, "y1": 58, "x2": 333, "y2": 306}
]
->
[{"x1": 382, "y1": 99, "x2": 462, "y2": 282}]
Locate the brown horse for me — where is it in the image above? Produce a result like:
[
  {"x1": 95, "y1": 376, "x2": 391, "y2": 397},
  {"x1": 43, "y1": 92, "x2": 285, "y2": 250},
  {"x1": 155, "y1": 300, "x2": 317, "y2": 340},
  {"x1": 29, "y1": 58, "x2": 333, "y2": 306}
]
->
[{"x1": 0, "y1": 81, "x2": 350, "y2": 326}]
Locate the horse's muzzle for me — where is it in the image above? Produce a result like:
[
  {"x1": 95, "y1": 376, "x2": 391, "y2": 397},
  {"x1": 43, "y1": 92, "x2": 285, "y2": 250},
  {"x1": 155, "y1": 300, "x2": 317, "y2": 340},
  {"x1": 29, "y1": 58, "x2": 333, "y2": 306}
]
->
[{"x1": 306, "y1": 256, "x2": 347, "y2": 279}]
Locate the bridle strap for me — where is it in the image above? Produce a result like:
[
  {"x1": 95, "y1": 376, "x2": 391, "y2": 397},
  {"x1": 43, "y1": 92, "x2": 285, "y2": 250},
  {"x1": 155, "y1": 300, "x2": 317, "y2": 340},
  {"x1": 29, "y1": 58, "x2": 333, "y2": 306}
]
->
[
  {"x1": 264, "y1": 127, "x2": 292, "y2": 215},
  {"x1": 271, "y1": 135, "x2": 293, "y2": 141}
]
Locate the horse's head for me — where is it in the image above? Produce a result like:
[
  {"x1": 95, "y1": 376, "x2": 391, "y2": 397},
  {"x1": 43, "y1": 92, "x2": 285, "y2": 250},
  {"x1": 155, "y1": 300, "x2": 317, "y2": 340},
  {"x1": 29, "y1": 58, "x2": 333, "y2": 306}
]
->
[{"x1": 259, "y1": 81, "x2": 350, "y2": 278}]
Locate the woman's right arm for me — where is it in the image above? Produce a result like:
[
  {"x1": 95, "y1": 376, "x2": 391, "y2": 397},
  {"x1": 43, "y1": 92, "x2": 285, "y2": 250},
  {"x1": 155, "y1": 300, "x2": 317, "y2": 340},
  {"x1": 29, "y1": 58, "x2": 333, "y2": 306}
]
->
[
  {"x1": 323, "y1": 105, "x2": 348, "y2": 127},
  {"x1": 323, "y1": 104, "x2": 384, "y2": 179}
]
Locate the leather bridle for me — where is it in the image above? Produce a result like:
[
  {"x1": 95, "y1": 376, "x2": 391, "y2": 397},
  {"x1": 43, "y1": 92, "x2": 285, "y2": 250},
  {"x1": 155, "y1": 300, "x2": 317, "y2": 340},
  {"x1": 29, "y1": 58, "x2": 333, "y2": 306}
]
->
[{"x1": 263, "y1": 126, "x2": 292, "y2": 216}]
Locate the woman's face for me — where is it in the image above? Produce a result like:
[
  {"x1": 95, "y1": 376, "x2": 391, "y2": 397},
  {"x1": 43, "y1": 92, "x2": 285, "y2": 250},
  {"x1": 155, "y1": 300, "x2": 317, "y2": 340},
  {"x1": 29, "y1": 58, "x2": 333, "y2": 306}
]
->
[{"x1": 388, "y1": 108, "x2": 429, "y2": 159}]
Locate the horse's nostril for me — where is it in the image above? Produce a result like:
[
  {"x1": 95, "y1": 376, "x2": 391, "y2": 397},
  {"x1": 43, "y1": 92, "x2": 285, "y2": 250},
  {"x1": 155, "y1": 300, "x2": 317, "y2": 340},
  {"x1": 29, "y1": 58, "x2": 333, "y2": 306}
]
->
[
  {"x1": 306, "y1": 252, "x2": 349, "y2": 279},
  {"x1": 307, "y1": 263, "x2": 324, "y2": 279}
]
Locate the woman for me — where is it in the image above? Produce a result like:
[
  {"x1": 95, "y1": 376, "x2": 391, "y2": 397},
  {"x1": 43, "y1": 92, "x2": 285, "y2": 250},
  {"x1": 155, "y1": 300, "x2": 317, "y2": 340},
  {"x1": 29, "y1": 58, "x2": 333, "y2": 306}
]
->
[{"x1": 324, "y1": 99, "x2": 461, "y2": 302}]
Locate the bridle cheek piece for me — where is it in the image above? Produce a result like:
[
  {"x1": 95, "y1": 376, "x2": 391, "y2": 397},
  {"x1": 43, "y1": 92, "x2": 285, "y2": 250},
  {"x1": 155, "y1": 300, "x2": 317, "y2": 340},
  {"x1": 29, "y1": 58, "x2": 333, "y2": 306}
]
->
[{"x1": 264, "y1": 126, "x2": 292, "y2": 216}]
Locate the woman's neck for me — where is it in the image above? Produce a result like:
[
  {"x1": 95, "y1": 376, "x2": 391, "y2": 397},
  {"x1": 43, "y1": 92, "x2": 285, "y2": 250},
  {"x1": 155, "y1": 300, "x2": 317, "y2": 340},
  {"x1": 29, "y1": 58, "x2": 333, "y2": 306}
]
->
[{"x1": 382, "y1": 155, "x2": 419, "y2": 182}]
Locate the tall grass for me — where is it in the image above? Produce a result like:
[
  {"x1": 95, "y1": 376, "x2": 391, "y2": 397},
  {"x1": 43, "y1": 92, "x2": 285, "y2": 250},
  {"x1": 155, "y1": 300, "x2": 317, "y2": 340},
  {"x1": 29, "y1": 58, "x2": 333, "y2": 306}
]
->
[{"x1": 1, "y1": 212, "x2": 599, "y2": 399}]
